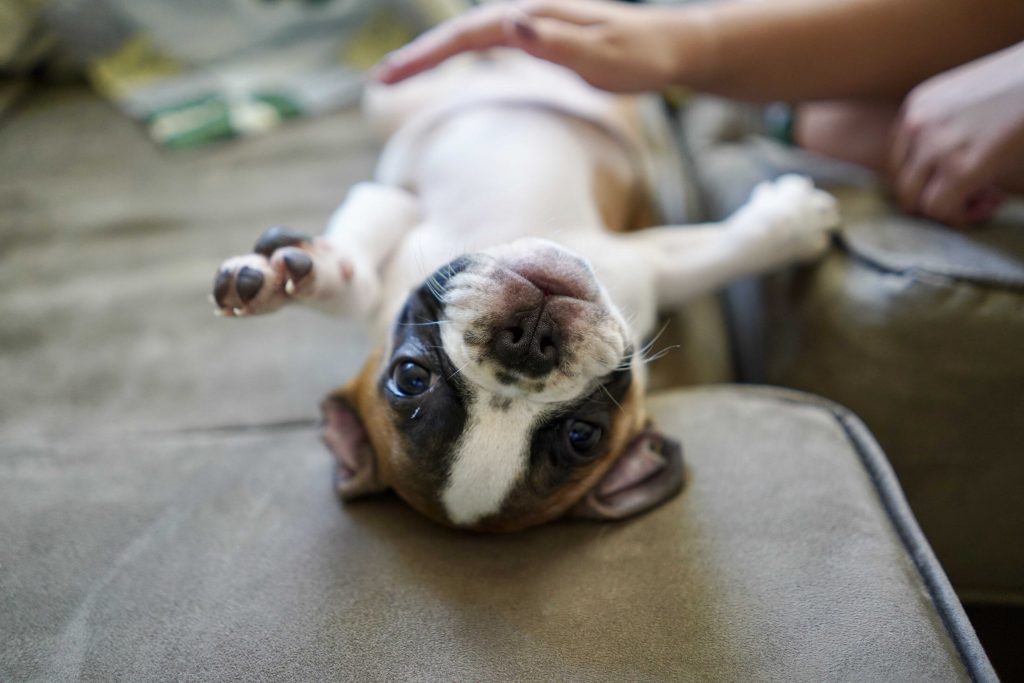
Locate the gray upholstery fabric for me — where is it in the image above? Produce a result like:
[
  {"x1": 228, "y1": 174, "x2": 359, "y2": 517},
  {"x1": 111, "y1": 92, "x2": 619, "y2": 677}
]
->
[
  {"x1": 839, "y1": 195, "x2": 1024, "y2": 285},
  {"x1": 1, "y1": 389, "x2": 991, "y2": 681},
  {"x1": 683, "y1": 97, "x2": 1024, "y2": 601},
  {"x1": 760, "y1": 196, "x2": 1024, "y2": 602},
  {"x1": 0, "y1": 85, "x2": 377, "y2": 440}
]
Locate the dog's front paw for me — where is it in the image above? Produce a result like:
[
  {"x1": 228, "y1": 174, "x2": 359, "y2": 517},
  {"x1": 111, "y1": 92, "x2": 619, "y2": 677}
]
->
[
  {"x1": 212, "y1": 226, "x2": 377, "y2": 317},
  {"x1": 737, "y1": 174, "x2": 841, "y2": 262}
]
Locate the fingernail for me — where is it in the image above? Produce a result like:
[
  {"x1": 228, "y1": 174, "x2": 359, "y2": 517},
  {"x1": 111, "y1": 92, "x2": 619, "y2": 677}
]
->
[
  {"x1": 513, "y1": 17, "x2": 538, "y2": 42},
  {"x1": 369, "y1": 54, "x2": 395, "y2": 83}
]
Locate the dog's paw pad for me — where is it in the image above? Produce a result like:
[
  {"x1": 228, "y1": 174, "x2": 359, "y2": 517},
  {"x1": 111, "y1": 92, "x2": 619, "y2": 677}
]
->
[
  {"x1": 254, "y1": 226, "x2": 311, "y2": 257},
  {"x1": 265, "y1": 244, "x2": 328, "y2": 299},
  {"x1": 212, "y1": 225, "x2": 378, "y2": 317},
  {"x1": 234, "y1": 266, "x2": 264, "y2": 303},
  {"x1": 283, "y1": 251, "x2": 313, "y2": 279},
  {"x1": 211, "y1": 254, "x2": 284, "y2": 316}
]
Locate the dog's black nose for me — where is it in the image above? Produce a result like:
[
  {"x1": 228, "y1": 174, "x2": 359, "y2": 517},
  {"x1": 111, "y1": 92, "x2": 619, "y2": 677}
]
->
[{"x1": 491, "y1": 305, "x2": 560, "y2": 377}]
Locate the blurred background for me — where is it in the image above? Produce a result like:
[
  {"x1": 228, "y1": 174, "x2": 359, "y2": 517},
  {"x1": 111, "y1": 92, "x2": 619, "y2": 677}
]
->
[
  {"x1": 1, "y1": 0, "x2": 467, "y2": 147},
  {"x1": 0, "y1": 0, "x2": 476, "y2": 440}
]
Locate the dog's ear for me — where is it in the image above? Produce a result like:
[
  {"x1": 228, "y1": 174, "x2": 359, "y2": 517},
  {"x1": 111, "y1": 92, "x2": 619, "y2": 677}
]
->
[
  {"x1": 570, "y1": 426, "x2": 685, "y2": 521},
  {"x1": 321, "y1": 390, "x2": 388, "y2": 501}
]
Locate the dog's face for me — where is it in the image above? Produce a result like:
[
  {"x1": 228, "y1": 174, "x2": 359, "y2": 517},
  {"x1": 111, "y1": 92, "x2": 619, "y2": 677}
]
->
[{"x1": 324, "y1": 239, "x2": 683, "y2": 531}]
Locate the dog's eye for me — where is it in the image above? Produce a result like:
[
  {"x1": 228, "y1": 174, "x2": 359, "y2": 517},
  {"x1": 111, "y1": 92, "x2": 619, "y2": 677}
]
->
[
  {"x1": 392, "y1": 361, "x2": 432, "y2": 396},
  {"x1": 566, "y1": 420, "x2": 602, "y2": 454}
]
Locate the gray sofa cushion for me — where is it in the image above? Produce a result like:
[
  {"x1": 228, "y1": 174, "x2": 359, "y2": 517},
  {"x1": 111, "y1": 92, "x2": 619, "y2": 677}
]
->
[
  {"x1": 759, "y1": 190, "x2": 1024, "y2": 603},
  {"x1": 0, "y1": 85, "x2": 378, "y2": 440},
  {"x1": 681, "y1": 97, "x2": 1024, "y2": 601},
  {"x1": 0, "y1": 387, "x2": 992, "y2": 681}
]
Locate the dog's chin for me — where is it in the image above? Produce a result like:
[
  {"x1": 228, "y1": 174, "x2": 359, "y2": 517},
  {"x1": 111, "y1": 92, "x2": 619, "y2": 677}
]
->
[{"x1": 437, "y1": 239, "x2": 629, "y2": 404}]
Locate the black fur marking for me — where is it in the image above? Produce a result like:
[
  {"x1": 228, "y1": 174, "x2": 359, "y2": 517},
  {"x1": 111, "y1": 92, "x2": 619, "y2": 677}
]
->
[
  {"x1": 430, "y1": 255, "x2": 472, "y2": 290},
  {"x1": 380, "y1": 258, "x2": 477, "y2": 503},
  {"x1": 490, "y1": 396, "x2": 513, "y2": 411},
  {"x1": 526, "y1": 363, "x2": 634, "y2": 492},
  {"x1": 235, "y1": 266, "x2": 263, "y2": 303},
  {"x1": 496, "y1": 371, "x2": 517, "y2": 386},
  {"x1": 463, "y1": 330, "x2": 485, "y2": 347},
  {"x1": 213, "y1": 270, "x2": 231, "y2": 307}
]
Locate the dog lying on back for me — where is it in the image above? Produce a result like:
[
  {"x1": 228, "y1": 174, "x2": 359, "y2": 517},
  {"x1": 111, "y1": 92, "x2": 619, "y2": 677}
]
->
[{"x1": 212, "y1": 52, "x2": 839, "y2": 532}]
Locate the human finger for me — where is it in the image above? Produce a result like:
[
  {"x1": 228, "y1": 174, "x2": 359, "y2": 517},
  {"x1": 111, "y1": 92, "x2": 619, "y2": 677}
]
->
[
  {"x1": 893, "y1": 149, "x2": 934, "y2": 215},
  {"x1": 918, "y1": 174, "x2": 972, "y2": 226},
  {"x1": 511, "y1": 14, "x2": 600, "y2": 78},
  {"x1": 963, "y1": 187, "x2": 1004, "y2": 225},
  {"x1": 888, "y1": 112, "x2": 917, "y2": 180},
  {"x1": 374, "y1": 5, "x2": 514, "y2": 84},
  {"x1": 519, "y1": 0, "x2": 609, "y2": 25}
]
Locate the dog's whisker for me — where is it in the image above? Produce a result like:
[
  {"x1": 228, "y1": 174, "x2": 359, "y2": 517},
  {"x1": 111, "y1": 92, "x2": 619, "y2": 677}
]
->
[
  {"x1": 424, "y1": 274, "x2": 446, "y2": 301},
  {"x1": 636, "y1": 320, "x2": 672, "y2": 361},
  {"x1": 599, "y1": 383, "x2": 624, "y2": 413},
  {"x1": 641, "y1": 345, "x2": 681, "y2": 365},
  {"x1": 448, "y1": 360, "x2": 472, "y2": 381},
  {"x1": 413, "y1": 243, "x2": 451, "y2": 302}
]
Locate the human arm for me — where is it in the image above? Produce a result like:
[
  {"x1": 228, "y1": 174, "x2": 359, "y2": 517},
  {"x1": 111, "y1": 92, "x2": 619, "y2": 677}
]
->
[{"x1": 374, "y1": 0, "x2": 1024, "y2": 101}]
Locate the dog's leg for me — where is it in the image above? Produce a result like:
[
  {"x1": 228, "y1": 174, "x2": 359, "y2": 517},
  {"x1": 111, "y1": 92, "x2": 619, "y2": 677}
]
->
[
  {"x1": 620, "y1": 174, "x2": 840, "y2": 311},
  {"x1": 212, "y1": 182, "x2": 421, "y2": 318}
]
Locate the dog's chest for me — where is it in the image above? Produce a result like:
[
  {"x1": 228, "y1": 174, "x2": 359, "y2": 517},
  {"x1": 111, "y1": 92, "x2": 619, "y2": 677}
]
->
[{"x1": 412, "y1": 108, "x2": 608, "y2": 236}]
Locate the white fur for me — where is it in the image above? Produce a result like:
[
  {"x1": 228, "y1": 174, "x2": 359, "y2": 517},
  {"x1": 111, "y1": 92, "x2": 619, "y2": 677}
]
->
[{"x1": 442, "y1": 400, "x2": 543, "y2": 525}]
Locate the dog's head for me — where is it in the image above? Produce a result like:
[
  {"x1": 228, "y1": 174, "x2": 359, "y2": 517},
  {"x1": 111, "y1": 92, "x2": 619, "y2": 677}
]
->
[{"x1": 323, "y1": 238, "x2": 683, "y2": 531}]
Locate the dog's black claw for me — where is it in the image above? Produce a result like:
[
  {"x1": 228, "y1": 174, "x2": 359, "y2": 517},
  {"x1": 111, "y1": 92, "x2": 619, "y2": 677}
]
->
[
  {"x1": 283, "y1": 251, "x2": 313, "y2": 279},
  {"x1": 213, "y1": 270, "x2": 232, "y2": 308},
  {"x1": 235, "y1": 266, "x2": 264, "y2": 303},
  {"x1": 254, "y1": 226, "x2": 310, "y2": 257}
]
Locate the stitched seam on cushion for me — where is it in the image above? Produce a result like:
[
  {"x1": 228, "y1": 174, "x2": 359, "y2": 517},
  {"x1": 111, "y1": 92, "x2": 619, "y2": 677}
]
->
[
  {"x1": 832, "y1": 410, "x2": 994, "y2": 683},
  {"x1": 742, "y1": 386, "x2": 997, "y2": 683},
  {"x1": 836, "y1": 234, "x2": 1024, "y2": 292},
  {"x1": 148, "y1": 418, "x2": 320, "y2": 436}
]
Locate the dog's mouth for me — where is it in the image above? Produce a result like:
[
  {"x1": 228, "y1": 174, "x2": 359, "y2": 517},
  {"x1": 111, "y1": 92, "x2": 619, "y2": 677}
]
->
[{"x1": 429, "y1": 239, "x2": 628, "y2": 402}]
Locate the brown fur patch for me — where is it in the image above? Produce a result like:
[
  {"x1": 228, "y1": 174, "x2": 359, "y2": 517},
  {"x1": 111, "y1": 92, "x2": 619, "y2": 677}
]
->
[{"x1": 332, "y1": 349, "x2": 456, "y2": 526}]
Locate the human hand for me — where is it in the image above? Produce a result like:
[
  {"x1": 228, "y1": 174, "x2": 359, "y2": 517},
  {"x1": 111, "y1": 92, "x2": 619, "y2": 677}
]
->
[
  {"x1": 373, "y1": 0, "x2": 690, "y2": 93},
  {"x1": 890, "y1": 42, "x2": 1024, "y2": 227}
]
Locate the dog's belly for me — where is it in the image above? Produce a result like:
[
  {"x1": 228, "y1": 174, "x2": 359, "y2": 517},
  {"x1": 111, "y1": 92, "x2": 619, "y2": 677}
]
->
[
  {"x1": 374, "y1": 105, "x2": 639, "y2": 332},
  {"x1": 416, "y1": 106, "x2": 633, "y2": 239}
]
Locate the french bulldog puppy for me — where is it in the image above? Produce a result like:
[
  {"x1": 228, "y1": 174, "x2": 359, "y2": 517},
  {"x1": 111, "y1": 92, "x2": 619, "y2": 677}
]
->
[{"x1": 212, "y1": 52, "x2": 839, "y2": 531}]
